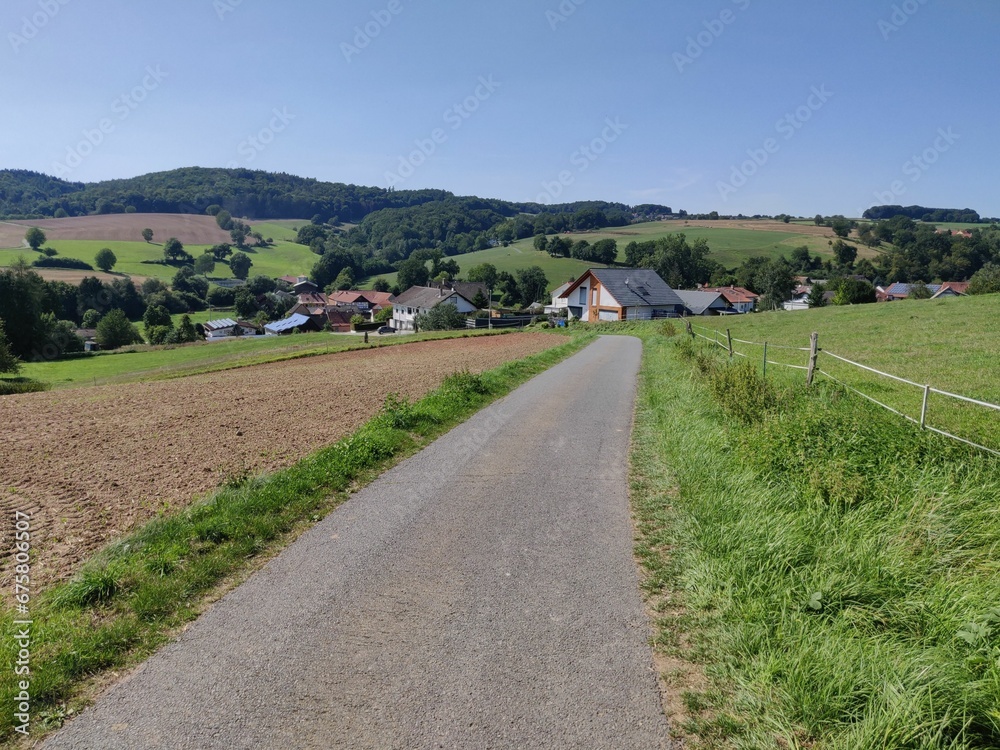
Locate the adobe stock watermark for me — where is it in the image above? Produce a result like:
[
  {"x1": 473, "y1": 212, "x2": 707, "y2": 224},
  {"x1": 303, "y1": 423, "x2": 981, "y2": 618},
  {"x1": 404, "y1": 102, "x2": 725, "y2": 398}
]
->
[
  {"x1": 674, "y1": 0, "x2": 751, "y2": 73},
  {"x1": 535, "y1": 117, "x2": 628, "y2": 204},
  {"x1": 341, "y1": 0, "x2": 407, "y2": 63},
  {"x1": 226, "y1": 107, "x2": 296, "y2": 167},
  {"x1": 873, "y1": 127, "x2": 959, "y2": 204},
  {"x1": 214, "y1": 0, "x2": 245, "y2": 21},
  {"x1": 8, "y1": 0, "x2": 72, "y2": 55},
  {"x1": 51, "y1": 65, "x2": 168, "y2": 178},
  {"x1": 546, "y1": 0, "x2": 586, "y2": 31},
  {"x1": 878, "y1": 0, "x2": 930, "y2": 40},
  {"x1": 717, "y1": 85, "x2": 833, "y2": 202},
  {"x1": 385, "y1": 76, "x2": 500, "y2": 187}
]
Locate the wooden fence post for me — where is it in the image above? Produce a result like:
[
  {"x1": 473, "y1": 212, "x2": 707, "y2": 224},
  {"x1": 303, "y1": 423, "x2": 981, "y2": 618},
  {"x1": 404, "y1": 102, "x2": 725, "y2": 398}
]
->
[
  {"x1": 806, "y1": 332, "x2": 819, "y2": 386},
  {"x1": 685, "y1": 319, "x2": 694, "y2": 340},
  {"x1": 726, "y1": 329, "x2": 733, "y2": 359},
  {"x1": 762, "y1": 342, "x2": 768, "y2": 379},
  {"x1": 920, "y1": 385, "x2": 931, "y2": 429}
]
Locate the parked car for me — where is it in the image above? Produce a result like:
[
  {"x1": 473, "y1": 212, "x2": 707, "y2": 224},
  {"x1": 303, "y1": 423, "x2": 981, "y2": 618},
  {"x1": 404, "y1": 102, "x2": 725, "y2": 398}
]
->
[{"x1": 377, "y1": 326, "x2": 396, "y2": 335}]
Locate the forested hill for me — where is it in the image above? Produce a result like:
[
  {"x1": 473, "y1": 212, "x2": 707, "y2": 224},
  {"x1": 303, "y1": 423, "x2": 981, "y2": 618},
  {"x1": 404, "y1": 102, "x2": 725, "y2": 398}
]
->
[
  {"x1": 863, "y1": 205, "x2": 984, "y2": 223},
  {"x1": 0, "y1": 167, "x2": 669, "y2": 226}
]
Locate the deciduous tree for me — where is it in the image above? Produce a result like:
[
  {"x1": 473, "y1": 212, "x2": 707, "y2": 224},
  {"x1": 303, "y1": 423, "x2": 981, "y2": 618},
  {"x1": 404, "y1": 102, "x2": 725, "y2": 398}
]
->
[
  {"x1": 0, "y1": 321, "x2": 20, "y2": 374},
  {"x1": 96, "y1": 308, "x2": 143, "y2": 349},
  {"x1": 229, "y1": 252, "x2": 253, "y2": 280},
  {"x1": 414, "y1": 302, "x2": 466, "y2": 331},
  {"x1": 25, "y1": 227, "x2": 45, "y2": 251},
  {"x1": 95, "y1": 248, "x2": 117, "y2": 272},
  {"x1": 968, "y1": 263, "x2": 1000, "y2": 295},
  {"x1": 194, "y1": 252, "x2": 216, "y2": 276}
]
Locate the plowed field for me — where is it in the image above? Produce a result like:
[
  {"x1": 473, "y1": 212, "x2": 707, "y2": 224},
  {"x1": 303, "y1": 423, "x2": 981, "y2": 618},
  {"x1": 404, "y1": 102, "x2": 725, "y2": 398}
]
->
[{"x1": 0, "y1": 334, "x2": 561, "y2": 598}]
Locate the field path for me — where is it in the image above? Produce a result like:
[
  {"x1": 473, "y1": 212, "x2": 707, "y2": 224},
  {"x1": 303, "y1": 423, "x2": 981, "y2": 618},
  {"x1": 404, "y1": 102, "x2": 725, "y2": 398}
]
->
[{"x1": 45, "y1": 336, "x2": 673, "y2": 749}]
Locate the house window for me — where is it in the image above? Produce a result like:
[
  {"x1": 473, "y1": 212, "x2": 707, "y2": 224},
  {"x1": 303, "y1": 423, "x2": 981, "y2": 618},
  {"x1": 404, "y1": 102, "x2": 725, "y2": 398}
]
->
[{"x1": 578, "y1": 287, "x2": 587, "y2": 305}]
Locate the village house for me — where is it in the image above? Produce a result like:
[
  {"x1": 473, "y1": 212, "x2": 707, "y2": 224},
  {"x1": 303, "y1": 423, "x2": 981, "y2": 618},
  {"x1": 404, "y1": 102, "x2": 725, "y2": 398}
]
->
[
  {"x1": 559, "y1": 269, "x2": 684, "y2": 322},
  {"x1": 391, "y1": 286, "x2": 479, "y2": 332},
  {"x1": 544, "y1": 281, "x2": 574, "y2": 315},
  {"x1": 675, "y1": 289, "x2": 732, "y2": 316},
  {"x1": 697, "y1": 286, "x2": 759, "y2": 313},
  {"x1": 876, "y1": 281, "x2": 970, "y2": 302}
]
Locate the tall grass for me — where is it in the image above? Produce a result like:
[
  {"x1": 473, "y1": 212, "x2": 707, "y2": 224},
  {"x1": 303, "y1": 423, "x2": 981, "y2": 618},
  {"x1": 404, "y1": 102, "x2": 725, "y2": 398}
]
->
[
  {"x1": 0, "y1": 332, "x2": 594, "y2": 745},
  {"x1": 630, "y1": 325, "x2": 1000, "y2": 749}
]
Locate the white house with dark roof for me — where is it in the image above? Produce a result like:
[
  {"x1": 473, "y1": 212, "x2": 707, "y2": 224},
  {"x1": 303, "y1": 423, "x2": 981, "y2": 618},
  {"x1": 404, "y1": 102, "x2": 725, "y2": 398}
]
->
[
  {"x1": 391, "y1": 286, "x2": 479, "y2": 332},
  {"x1": 558, "y1": 269, "x2": 684, "y2": 322}
]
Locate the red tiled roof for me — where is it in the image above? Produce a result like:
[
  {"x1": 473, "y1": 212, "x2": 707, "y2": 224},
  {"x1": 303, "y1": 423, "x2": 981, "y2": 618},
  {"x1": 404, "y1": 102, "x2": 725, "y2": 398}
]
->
[{"x1": 700, "y1": 286, "x2": 758, "y2": 304}]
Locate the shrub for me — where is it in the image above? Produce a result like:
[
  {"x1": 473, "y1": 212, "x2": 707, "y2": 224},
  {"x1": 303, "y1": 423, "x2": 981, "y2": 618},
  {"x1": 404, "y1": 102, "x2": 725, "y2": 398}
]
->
[
  {"x1": 0, "y1": 378, "x2": 48, "y2": 395},
  {"x1": 32, "y1": 257, "x2": 93, "y2": 270},
  {"x1": 441, "y1": 369, "x2": 491, "y2": 399},
  {"x1": 706, "y1": 359, "x2": 778, "y2": 425},
  {"x1": 379, "y1": 393, "x2": 415, "y2": 430}
]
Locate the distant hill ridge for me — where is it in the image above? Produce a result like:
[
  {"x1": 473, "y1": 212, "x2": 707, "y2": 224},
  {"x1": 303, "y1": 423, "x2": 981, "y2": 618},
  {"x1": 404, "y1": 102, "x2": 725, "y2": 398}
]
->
[{"x1": 0, "y1": 166, "x2": 670, "y2": 225}]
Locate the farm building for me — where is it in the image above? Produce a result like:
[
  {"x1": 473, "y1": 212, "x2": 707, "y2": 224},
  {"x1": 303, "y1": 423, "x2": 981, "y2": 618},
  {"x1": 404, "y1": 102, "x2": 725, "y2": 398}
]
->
[
  {"x1": 203, "y1": 319, "x2": 259, "y2": 339},
  {"x1": 558, "y1": 269, "x2": 684, "y2": 322},
  {"x1": 392, "y1": 286, "x2": 479, "y2": 332},
  {"x1": 264, "y1": 313, "x2": 319, "y2": 336}
]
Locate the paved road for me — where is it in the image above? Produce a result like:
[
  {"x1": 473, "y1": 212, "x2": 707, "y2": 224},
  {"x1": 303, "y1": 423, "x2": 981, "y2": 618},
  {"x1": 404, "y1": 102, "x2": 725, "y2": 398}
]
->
[{"x1": 46, "y1": 336, "x2": 672, "y2": 750}]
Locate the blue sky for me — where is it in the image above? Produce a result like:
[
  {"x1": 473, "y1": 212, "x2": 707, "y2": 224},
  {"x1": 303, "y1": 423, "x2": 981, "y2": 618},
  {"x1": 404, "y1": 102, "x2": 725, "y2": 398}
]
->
[{"x1": 2, "y1": 0, "x2": 997, "y2": 217}]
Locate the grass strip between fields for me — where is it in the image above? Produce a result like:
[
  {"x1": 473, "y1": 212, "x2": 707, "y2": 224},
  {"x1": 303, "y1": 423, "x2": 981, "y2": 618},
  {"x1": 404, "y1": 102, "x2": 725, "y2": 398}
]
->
[
  {"x1": 628, "y1": 323, "x2": 1000, "y2": 749},
  {"x1": 0, "y1": 331, "x2": 595, "y2": 745},
  {"x1": 13, "y1": 328, "x2": 537, "y2": 391}
]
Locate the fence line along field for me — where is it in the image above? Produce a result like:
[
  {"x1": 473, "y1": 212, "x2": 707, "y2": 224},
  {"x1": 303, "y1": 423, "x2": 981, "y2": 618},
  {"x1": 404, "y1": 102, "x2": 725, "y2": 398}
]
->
[{"x1": 0, "y1": 333, "x2": 562, "y2": 601}]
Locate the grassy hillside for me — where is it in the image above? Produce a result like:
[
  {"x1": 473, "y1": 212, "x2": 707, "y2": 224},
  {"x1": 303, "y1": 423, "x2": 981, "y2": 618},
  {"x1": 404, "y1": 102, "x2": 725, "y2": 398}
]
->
[
  {"x1": 361, "y1": 243, "x2": 602, "y2": 292},
  {"x1": 0, "y1": 238, "x2": 317, "y2": 283},
  {"x1": 362, "y1": 220, "x2": 860, "y2": 291},
  {"x1": 559, "y1": 222, "x2": 842, "y2": 267}
]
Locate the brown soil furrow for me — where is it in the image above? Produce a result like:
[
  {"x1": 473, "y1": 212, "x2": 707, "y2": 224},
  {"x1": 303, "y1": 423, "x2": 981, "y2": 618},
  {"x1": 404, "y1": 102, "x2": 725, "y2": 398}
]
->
[{"x1": 0, "y1": 334, "x2": 561, "y2": 599}]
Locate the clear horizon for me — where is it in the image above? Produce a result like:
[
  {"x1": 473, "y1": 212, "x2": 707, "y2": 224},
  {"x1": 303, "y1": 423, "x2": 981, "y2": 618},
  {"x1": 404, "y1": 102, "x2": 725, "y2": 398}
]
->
[{"x1": 2, "y1": 0, "x2": 997, "y2": 218}]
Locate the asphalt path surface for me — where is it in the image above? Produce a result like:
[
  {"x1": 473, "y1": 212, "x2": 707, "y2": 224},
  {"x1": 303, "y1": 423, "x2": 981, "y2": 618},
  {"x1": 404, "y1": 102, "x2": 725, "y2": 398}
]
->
[{"x1": 45, "y1": 335, "x2": 672, "y2": 749}]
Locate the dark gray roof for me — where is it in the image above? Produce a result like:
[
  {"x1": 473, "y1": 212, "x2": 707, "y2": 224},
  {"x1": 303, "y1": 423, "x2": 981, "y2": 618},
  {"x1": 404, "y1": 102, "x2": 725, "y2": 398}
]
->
[
  {"x1": 675, "y1": 290, "x2": 725, "y2": 316},
  {"x1": 394, "y1": 286, "x2": 472, "y2": 309},
  {"x1": 589, "y1": 269, "x2": 684, "y2": 308}
]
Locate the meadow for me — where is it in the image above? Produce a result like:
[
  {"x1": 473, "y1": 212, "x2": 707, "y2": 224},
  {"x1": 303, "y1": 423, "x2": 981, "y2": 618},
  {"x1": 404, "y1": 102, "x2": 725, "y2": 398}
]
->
[{"x1": 684, "y1": 295, "x2": 1000, "y2": 455}]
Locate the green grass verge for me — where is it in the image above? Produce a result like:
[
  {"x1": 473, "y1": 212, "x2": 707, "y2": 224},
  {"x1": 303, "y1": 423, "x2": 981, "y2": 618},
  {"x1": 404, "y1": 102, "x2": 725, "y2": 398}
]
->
[
  {"x1": 0, "y1": 330, "x2": 593, "y2": 744},
  {"x1": 20, "y1": 329, "x2": 520, "y2": 390},
  {"x1": 627, "y1": 322, "x2": 1000, "y2": 749}
]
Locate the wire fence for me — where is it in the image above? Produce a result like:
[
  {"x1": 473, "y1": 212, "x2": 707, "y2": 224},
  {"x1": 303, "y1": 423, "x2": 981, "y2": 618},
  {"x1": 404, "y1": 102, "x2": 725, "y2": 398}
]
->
[{"x1": 684, "y1": 321, "x2": 1000, "y2": 458}]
